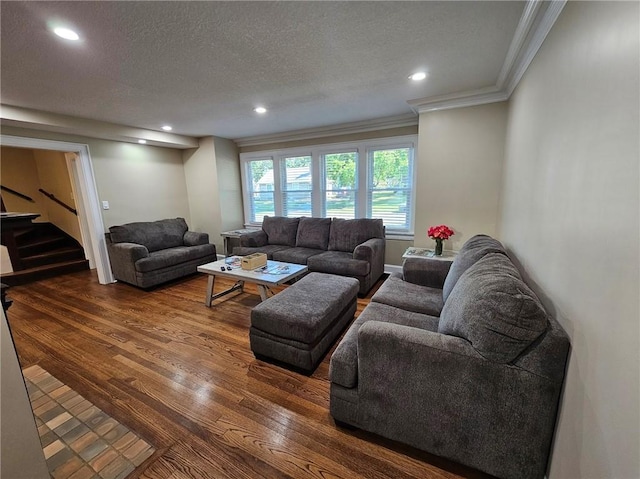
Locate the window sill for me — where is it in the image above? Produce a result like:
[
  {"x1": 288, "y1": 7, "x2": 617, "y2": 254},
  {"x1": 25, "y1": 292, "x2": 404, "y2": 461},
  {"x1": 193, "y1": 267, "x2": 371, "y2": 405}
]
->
[{"x1": 385, "y1": 233, "x2": 414, "y2": 241}]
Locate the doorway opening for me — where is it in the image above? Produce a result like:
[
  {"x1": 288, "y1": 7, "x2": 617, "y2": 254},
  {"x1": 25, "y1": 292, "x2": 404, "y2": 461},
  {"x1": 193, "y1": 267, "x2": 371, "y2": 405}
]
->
[{"x1": 1, "y1": 135, "x2": 113, "y2": 284}]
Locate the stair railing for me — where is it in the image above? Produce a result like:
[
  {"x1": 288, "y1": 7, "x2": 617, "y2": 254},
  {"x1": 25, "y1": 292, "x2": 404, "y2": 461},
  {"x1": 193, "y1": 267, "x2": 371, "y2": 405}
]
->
[
  {"x1": 1, "y1": 185, "x2": 35, "y2": 202},
  {"x1": 38, "y1": 189, "x2": 77, "y2": 216}
]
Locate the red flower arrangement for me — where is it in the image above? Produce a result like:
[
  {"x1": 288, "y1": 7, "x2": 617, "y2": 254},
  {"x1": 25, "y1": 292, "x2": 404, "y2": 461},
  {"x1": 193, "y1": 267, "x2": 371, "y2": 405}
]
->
[
  {"x1": 427, "y1": 225, "x2": 455, "y2": 240},
  {"x1": 427, "y1": 225, "x2": 454, "y2": 255}
]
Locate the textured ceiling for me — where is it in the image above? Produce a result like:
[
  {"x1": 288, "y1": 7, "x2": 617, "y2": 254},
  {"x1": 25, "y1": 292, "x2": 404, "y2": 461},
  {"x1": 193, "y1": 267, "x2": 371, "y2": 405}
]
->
[{"x1": 1, "y1": 1, "x2": 525, "y2": 140}]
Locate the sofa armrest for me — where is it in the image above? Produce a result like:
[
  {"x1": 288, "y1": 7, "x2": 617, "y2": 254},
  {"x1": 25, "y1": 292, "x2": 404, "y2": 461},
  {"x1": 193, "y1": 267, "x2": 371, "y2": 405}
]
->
[
  {"x1": 402, "y1": 257, "x2": 451, "y2": 289},
  {"x1": 183, "y1": 231, "x2": 209, "y2": 246},
  {"x1": 108, "y1": 242, "x2": 149, "y2": 262},
  {"x1": 239, "y1": 230, "x2": 268, "y2": 247},
  {"x1": 106, "y1": 242, "x2": 149, "y2": 285},
  {"x1": 359, "y1": 320, "x2": 480, "y2": 366},
  {"x1": 354, "y1": 238, "x2": 385, "y2": 265},
  {"x1": 356, "y1": 320, "x2": 564, "y2": 479}
]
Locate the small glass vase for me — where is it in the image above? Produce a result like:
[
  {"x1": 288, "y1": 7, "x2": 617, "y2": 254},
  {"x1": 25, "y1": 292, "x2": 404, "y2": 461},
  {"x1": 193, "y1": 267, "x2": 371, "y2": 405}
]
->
[{"x1": 435, "y1": 238, "x2": 443, "y2": 256}]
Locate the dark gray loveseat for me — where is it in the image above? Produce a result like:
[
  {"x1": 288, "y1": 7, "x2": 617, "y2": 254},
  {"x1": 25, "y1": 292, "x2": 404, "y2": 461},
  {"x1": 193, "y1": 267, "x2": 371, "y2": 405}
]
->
[
  {"x1": 329, "y1": 235, "x2": 570, "y2": 479},
  {"x1": 233, "y1": 216, "x2": 385, "y2": 295},
  {"x1": 106, "y1": 218, "x2": 217, "y2": 288}
]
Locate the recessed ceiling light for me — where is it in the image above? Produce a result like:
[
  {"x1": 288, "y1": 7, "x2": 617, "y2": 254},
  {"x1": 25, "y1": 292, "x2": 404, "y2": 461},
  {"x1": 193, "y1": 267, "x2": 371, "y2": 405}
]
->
[
  {"x1": 161, "y1": 125, "x2": 172, "y2": 131},
  {"x1": 409, "y1": 72, "x2": 427, "y2": 81},
  {"x1": 53, "y1": 27, "x2": 80, "y2": 41},
  {"x1": 254, "y1": 107, "x2": 267, "y2": 114},
  {"x1": 138, "y1": 139, "x2": 147, "y2": 144}
]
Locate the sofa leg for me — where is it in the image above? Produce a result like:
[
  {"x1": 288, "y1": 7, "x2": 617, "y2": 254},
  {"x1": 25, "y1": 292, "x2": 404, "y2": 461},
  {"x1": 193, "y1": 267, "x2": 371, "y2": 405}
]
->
[{"x1": 333, "y1": 419, "x2": 357, "y2": 430}]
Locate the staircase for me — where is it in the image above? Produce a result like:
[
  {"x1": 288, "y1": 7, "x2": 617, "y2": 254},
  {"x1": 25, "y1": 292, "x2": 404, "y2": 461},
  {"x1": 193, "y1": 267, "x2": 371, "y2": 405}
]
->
[{"x1": 1, "y1": 220, "x2": 89, "y2": 286}]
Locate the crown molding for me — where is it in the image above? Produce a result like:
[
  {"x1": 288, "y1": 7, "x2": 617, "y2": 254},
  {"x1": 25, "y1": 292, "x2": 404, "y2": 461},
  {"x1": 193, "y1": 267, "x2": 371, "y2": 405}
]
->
[
  {"x1": 503, "y1": 0, "x2": 567, "y2": 96},
  {"x1": 234, "y1": 113, "x2": 418, "y2": 147},
  {"x1": 496, "y1": 0, "x2": 544, "y2": 89},
  {"x1": 408, "y1": 0, "x2": 566, "y2": 115},
  {"x1": 0, "y1": 104, "x2": 199, "y2": 149},
  {"x1": 407, "y1": 86, "x2": 509, "y2": 114}
]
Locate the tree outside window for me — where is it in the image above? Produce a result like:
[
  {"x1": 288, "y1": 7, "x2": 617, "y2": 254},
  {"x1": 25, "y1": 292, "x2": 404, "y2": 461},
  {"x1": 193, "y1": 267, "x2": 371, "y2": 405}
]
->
[
  {"x1": 368, "y1": 148, "x2": 412, "y2": 230},
  {"x1": 323, "y1": 152, "x2": 357, "y2": 219}
]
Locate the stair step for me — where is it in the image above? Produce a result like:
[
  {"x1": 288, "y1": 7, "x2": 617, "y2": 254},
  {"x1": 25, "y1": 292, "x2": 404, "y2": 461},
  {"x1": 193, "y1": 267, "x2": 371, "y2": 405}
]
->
[
  {"x1": 0, "y1": 259, "x2": 90, "y2": 286},
  {"x1": 18, "y1": 235, "x2": 72, "y2": 256},
  {"x1": 21, "y1": 247, "x2": 86, "y2": 269}
]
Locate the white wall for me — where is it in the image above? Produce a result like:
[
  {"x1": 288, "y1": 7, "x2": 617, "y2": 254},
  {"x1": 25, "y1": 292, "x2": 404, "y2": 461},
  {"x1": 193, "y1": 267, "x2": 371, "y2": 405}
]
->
[
  {"x1": 183, "y1": 136, "x2": 244, "y2": 254},
  {"x1": 183, "y1": 137, "x2": 222, "y2": 251},
  {"x1": 0, "y1": 146, "x2": 49, "y2": 221},
  {"x1": 89, "y1": 141, "x2": 190, "y2": 228},
  {"x1": 214, "y1": 137, "x2": 243, "y2": 234},
  {"x1": 33, "y1": 149, "x2": 82, "y2": 242},
  {"x1": 500, "y1": 2, "x2": 639, "y2": 478},
  {"x1": 1, "y1": 127, "x2": 191, "y2": 229},
  {"x1": 415, "y1": 102, "x2": 507, "y2": 251},
  {"x1": 1, "y1": 309, "x2": 50, "y2": 478}
]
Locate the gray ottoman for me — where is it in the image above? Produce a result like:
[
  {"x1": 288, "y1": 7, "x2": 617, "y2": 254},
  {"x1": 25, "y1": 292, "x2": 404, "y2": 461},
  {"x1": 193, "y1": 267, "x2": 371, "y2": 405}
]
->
[{"x1": 250, "y1": 272, "x2": 359, "y2": 373}]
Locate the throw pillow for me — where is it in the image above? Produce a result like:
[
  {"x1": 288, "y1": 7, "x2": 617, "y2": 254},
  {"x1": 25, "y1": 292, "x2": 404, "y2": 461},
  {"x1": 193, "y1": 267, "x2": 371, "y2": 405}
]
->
[
  {"x1": 328, "y1": 218, "x2": 384, "y2": 253},
  {"x1": 296, "y1": 217, "x2": 331, "y2": 250},
  {"x1": 438, "y1": 253, "x2": 548, "y2": 363},
  {"x1": 262, "y1": 216, "x2": 300, "y2": 246}
]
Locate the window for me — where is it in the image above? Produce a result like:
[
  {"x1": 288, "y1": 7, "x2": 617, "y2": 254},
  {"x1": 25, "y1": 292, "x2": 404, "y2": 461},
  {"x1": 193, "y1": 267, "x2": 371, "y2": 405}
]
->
[
  {"x1": 246, "y1": 158, "x2": 275, "y2": 223},
  {"x1": 281, "y1": 156, "x2": 312, "y2": 217},
  {"x1": 367, "y1": 147, "x2": 413, "y2": 231},
  {"x1": 240, "y1": 135, "x2": 416, "y2": 235},
  {"x1": 322, "y1": 151, "x2": 357, "y2": 219}
]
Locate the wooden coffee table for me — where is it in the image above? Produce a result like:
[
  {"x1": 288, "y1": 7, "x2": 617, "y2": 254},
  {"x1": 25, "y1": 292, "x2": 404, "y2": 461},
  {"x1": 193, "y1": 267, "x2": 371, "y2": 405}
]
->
[{"x1": 197, "y1": 257, "x2": 308, "y2": 307}]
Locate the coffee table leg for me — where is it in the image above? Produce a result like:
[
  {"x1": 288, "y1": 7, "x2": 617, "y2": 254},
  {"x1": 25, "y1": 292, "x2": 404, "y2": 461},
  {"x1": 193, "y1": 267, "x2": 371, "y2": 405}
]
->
[
  {"x1": 205, "y1": 275, "x2": 215, "y2": 307},
  {"x1": 257, "y1": 284, "x2": 271, "y2": 302}
]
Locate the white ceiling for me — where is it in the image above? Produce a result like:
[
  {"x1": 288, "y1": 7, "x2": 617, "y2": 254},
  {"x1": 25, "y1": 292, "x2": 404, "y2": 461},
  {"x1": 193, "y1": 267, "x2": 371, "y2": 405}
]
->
[{"x1": 1, "y1": 1, "x2": 526, "y2": 141}]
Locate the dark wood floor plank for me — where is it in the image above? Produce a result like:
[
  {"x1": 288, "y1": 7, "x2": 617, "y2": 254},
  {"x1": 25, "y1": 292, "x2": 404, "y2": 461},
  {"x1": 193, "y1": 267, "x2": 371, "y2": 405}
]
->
[{"x1": 6, "y1": 270, "x2": 493, "y2": 479}]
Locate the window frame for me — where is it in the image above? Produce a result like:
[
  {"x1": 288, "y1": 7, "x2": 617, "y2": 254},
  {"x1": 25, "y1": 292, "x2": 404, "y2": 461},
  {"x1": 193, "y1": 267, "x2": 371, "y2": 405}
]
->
[
  {"x1": 239, "y1": 135, "x2": 417, "y2": 237},
  {"x1": 240, "y1": 156, "x2": 277, "y2": 223},
  {"x1": 319, "y1": 147, "x2": 359, "y2": 220},
  {"x1": 365, "y1": 141, "x2": 416, "y2": 233},
  {"x1": 280, "y1": 154, "x2": 314, "y2": 218}
]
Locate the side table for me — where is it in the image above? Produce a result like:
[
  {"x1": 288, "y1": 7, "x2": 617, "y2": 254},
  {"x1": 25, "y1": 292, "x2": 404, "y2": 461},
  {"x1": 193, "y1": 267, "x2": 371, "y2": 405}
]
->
[
  {"x1": 402, "y1": 247, "x2": 457, "y2": 288},
  {"x1": 220, "y1": 228, "x2": 258, "y2": 256},
  {"x1": 402, "y1": 247, "x2": 457, "y2": 261}
]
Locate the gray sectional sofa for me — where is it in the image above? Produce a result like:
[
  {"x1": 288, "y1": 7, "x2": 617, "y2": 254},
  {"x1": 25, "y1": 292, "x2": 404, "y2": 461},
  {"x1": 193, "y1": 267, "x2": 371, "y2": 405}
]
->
[
  {"x1": 329, "y1": 235, "x2": 570, "y2": 479},
  {"x1": 106, "y1": 218, "x2": 217, "y2": 288},
  {"x1": 233, "y1": 216, "x2": 385, "y2": 295}
]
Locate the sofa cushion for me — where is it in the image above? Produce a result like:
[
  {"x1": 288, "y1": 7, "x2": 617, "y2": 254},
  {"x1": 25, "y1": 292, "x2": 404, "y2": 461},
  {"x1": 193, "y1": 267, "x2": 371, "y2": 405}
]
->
[
  {"x1": 328, "y1": 218, "x2": 384, "y2": 253},
  {"x1": 330, "y1": 302, "x2": 439, "y2": 388},
  {"x1": 442, "y1": 234, "x2": 506, "y2": 302},
  {"x1": 109, "y1": 218, "x2": 188, "y2": 252},
  {"x1": 307, "y1": 251, "x2": 370, "y2": 277},
  {"x1": 272, "y1": 247, "x2": 324, "y2": 265},
  {"x1": 262, "y1": 216, "x2": 300, "y2": 246},
  {"x1": 372, "y1": 273, "x2": 444, "y2": 316},
  {"x1": 438, "y1": 253, "x2": 548, "y2": 363},
  {"x1": 135, "y1": 244, "x2": 216, "y2": 273},
  {"x1": 296, "y1": 217, "x2": 331, "y2": 250}
]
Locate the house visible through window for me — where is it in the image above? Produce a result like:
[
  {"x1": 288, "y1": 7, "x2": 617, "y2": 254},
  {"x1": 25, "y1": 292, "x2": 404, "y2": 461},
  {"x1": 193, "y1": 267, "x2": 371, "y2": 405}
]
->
[
  {"x1": 240, "y1": 135, "x2": 416, "y2": 235},
  {"x1": 281, "y1": 156, "x2": 312, "y2": 217},
  {"x1": 247, "y1": 158, "x2": 274, "y2": 223}
]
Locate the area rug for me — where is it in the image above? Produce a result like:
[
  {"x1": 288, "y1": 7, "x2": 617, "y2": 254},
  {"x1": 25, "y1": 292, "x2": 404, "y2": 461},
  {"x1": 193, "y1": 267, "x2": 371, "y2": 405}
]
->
[{"x1": 23, "y1": 365, "x2": 155, "y2": 479}]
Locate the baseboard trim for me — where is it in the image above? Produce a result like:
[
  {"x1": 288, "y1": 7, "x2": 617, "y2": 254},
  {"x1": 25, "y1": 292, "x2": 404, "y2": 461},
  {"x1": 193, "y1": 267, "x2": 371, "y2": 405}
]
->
[{"x1": 384, "y1": 264, "x2": 402, "y2": 275}]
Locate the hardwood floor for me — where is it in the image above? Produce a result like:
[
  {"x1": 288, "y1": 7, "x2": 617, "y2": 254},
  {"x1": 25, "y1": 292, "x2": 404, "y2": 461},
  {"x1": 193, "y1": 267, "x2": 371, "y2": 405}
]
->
[{"x1": 6, "y1": 270, "x2": 493, "y2": 479}]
